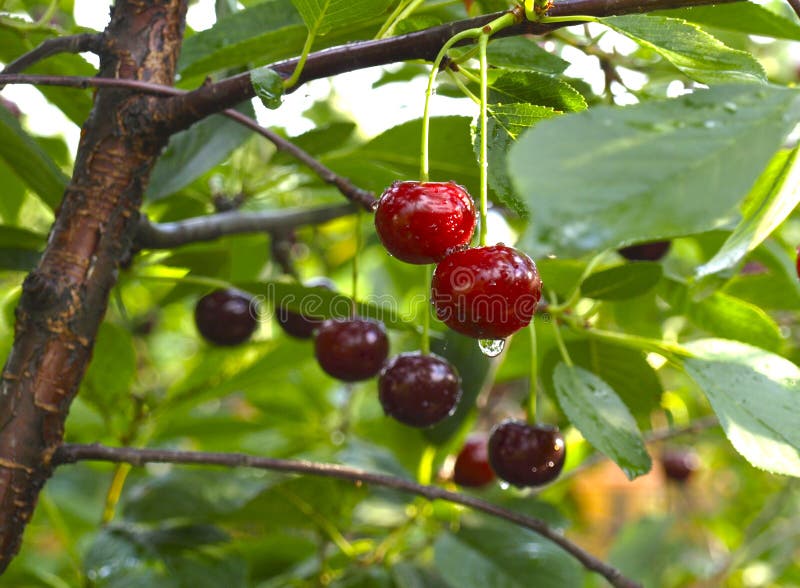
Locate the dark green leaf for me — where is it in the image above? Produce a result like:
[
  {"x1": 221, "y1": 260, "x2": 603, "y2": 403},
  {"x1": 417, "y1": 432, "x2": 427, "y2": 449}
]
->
[
  {"x1": 553, "y1": 363, "x2": 652, "y2": 479},
  {"x1": 510, "y1": 85, "x2": 800, "y2": 254},
  {"x1": 434, "y1": 516, "x2": 582, "y2": 588},
  {"x1": 601, "y1": 15, "x2": 765, "y2": 85},
  {"x1": 146, "y1": 102, "x2": 255, "y2": 201},
  {"x1": 0, "y1": 105, "x2": 68, "y2": 210},
  {"x1": 291, "y1": 0, "x2": 394, "y2": 35},
  {"x1": 697, "y1": 147, "x2": 800, "y2": 277},
  {"x1": 81, "y1": 322, "x2": 136, "y2": 414},
  {"x1": 684, "y1": 339, "x2": 800, "y2": 476},
  {"x1": 489, "y1": 71, "x2": 586, "y2": 113},
  {"x1": 580, "y1": 262, "x2": 662, "y2": 300},
  {"x1": 656, "y1": 3, "x2": 800, "y2": 41},
  {"x1": 688, "y1": 290, "x2": 784, "y2": 352},
  {"x1": 487, "y1": 37, "x2": 569, "y2": 74}
]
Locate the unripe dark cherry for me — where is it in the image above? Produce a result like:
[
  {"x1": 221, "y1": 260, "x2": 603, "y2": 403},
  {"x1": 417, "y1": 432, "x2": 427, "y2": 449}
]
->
[
  {"x1": 453, "y1": 434, "x2": 495, "y2": 488},
  {"x1": 275, "y1": 277, "x2": 335, "y2": 339},
  {"x1": 431, "y1": 245, "x2": 542, "y2": 339},
  {"x1": 661, "y1": 448, "x2": 700, "y2": 483},
  {"x1": 378, "y1": 352, "x2": 461, "y2": 428},
  {"x1": 488, "y1": 421, "x2": 566, "y2": 487},
  {"x1": 618, "y1": 240, "x2": 671, "y2": 261},
  {"x1": 375, "y1": 181, "x2": 476, "y2": 264},
  {"x1": 314, "y1": 318, "x2": 389, "y2": 382},
  {"x1": 194, "y1": 289, "x2": 258, "y2": 346}
]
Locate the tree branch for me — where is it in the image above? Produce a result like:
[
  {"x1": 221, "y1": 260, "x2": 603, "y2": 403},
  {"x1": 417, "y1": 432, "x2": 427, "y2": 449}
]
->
[
  {"x1": 135, "y1": 203, "x2": 357, "y2": 249},
  {"x1": 0, "y1": 33, "x2": 101, "y2": 89},
  {"x1": 53, "y1": 443, "x2": 642, "y2": 588},
  {"x1": 161, "y1": 0, "x2": 743, "y2": 133},
  {"x1": 0, "y1": 74, "x2": 376, "y2": 209}
]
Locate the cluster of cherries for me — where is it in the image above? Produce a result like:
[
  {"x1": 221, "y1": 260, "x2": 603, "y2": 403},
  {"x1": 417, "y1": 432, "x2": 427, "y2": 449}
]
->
[{"x1": 192, "y1": 179, "x2": 567, "y2": 488}]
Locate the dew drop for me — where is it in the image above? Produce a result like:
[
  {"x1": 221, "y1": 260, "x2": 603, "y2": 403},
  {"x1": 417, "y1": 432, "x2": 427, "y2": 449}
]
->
[{"x1": 478, "y1": 338, "x2": 505, "y2": 357}]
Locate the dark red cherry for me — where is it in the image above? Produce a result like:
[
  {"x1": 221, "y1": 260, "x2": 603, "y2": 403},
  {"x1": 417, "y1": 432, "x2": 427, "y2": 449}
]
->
[
  {"x1": 660, "y1": 448, "x2": 699, "y2": 483},
  {"x1": 618, "y1": 240, "x2": 671, "y2": 261},
  {"x1": 453, "y1": 434, "x2": 495, "y2": 487},
  {"x1": 431, "y1": 245, "x2": 542, "y2": 339},
  {"x1": 488, "y1": 420, "x2": 566, "y2": 487},
  {"x1": 275, "y1": 277, "x2": 335, "y2": 339},
  {"x1": 374, "y1": 181, "x2": 476, "y2": 264},
  {"x1": 194, "y1": 289, "x2": 258, "y2": 346},
  {"x1": 378, "y1": 352, "x2": 461, "y2": 428},
  {"x1": 314, "y1": 318, "x2": 389, "y2": 382}
]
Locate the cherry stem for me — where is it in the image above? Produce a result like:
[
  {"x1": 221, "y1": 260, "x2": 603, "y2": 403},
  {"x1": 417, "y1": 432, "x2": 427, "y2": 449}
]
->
[
  {"x1": 527, "y1": 320, "x2": 538, "y2": 423},
  {"x1": 548, "y1": 292, "x2": 574, "y2": 367},
  {"x1": 421, "y1": 264, "x2": 432, "y2": 355},
  {"x1": 376, "y1": 0, "x2": 424, "y2": 39},
  {"x1": 283, "y1": 30, "x2": 316, "y2": 89},
  {"x1": 478, "y1": 33, "x2": 489, "y2": 248},
  {"x1": 352, "y1": 209, "x2": 362, "y2": 313}
]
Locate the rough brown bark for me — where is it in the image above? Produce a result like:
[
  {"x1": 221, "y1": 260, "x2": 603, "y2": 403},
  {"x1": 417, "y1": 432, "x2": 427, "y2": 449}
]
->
[{"x1": 0, "y1": 0, "x2": 187, "y2": 574}]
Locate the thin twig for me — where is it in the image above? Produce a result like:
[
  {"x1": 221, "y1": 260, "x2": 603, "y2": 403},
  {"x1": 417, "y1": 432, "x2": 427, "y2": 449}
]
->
[
  {"x1": 0, "y1": 33, "x2": 101, "y2": 90},
  {"x1": 135, "y1": 203, "x2": 357, "y2": 249},
  {"x1": 53, "y1": 443, "x2": 642, "y2": 588},
  {"x1": 0, "y1": 74, "x2": 375, "y2": 208}
]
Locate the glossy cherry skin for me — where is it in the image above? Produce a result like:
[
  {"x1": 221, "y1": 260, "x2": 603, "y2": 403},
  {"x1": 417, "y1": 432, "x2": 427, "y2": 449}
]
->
[
  {"x1": 431, "y1": 245, "x2": 542, "y2": 339},
  {"x1": 374, "y1": 181, "x2": 476, "y2": 264},
  {"x1": 453, "y1": 434, "x2": 495, "y2": 487},
  {"x1": 194, "y1": 289, "x2": 258, "y2": 346},
  {"x1": 661, "y1": 448, "x2": 699, "y2": 483},
  {"x1": 275, "y1": 277, "x2": 335, "y2": 339},
  {"x1": 618, "y1": 240, "x2": 671, "y2": 261},
  {"x1": 378, "y1": 352, "x2": 461, "y2": 428},
  {"x1": 488, "y1": 421, "x2": 566, "y2": 487},
  {"x1": 314, "y1": 318, "x2": 389, "y2": 382}
]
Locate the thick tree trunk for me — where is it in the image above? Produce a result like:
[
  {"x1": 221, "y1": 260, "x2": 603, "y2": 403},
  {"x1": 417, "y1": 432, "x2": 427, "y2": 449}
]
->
[{"x1": 0, "y1": 0, "x2": 187, "y2": 574}]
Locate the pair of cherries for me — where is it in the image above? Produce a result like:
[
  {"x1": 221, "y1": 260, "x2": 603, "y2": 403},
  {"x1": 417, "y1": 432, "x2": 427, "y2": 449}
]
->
[{"x1": 375, "y1": 181, "x2": 543, "y2": 340}]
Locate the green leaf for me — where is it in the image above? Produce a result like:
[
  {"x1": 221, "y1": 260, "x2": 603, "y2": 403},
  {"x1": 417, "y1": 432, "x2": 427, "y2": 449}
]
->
[
  {"x1": 684, "y1": 339, "x2": 800, "y2": 477},
  {"x1": 688, "y1": 290, "x2": 784, "y2": 353},
  {"x1": 325, "y1": 116, "x2": 480, "y2": 196},
  {"x1": 478, "y1": 103, "x2": 558, "y2": 217},
  {"x1": 580, "y1": 262, "x2": 662, "y2": 300},
  {"x1": 601, "y1": 15, "x2": 766, "y2": 85},
  {"x1": 0, "y1": 225, "x2": 44, "y2": 271},
  {"x1": 146, "y1": 102, "x2": 255, "y2": 201},
  {"x1": 510, "y1": 84, "x2": 800, "y2": 254},
  {"x1": 489, "y1": 71, "x2": 586, "y2": 113},
  {"x1": 535, "y1": 257, "x2": 586, "y2": 299},
  {"x1": 553, "y1": 363, "x2": 652, "y2": 479},
  {"x1": 292, "y1": 0, "x2": 394, "y2": 35},
  {"x1": 656, "y1": 3, "x2": 800, "y2": 42},
  {"x1": 542, "y1": 339, "x2": 662, "y2": 422},
  {"x1": 434, "y1": 516, "x2": 582, "y2": 588},
  {"x1": 487, "y1": 36, "x2": 570, "y2": 74},
  {"x1": 251, "y1": 66, "x2": 285, "y2": 109},
  {"x1": 81, "y1": 322, "x2": 136, "y2": 414},
  {"x1": 697, "y1": 147, "x2": 800, "y2": 277},
  {"x1": 0, "y1": 105, "x2": 68, "y2": 210}
]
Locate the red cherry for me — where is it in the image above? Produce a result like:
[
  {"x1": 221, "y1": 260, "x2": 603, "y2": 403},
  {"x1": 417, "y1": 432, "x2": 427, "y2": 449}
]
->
[
  {"x1": 660, "y1": 448, "x2": 699, "y2": 483},
  {"x1": 194, "y1": 289, "x2": 258, "y2": 346},
  {"x1": 374, "y1": 181, "x2": 476, "y2": 264},
  {"x1": 618, "y1": 240, "x2": 671, "y2": 261},
  {"x1": 314, "y1": 318, "x2": 389, "y2": 382},
  {"x1": 378, "y1": 352, "x2": 461, "y2": 428},
  {"x1": 453, "y1": 434, "x2": 495, "y2": 487},
  {"x1": 488, "y1": 420, "x2": 566, "y2": 487},
  {"x1": 275, "y1": 277, "x2": 335, "y2": 339},
  {"x1": 431, "y1": 245, "x2": 542, "y2": 339}
]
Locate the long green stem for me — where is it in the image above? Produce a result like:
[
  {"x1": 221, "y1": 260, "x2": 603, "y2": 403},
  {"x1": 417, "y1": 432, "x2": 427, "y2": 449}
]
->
[
  {"x1": 376, "y1": 0, "x2": 425, "y2": 39},
  {"x1": 283, "y1": 31, "x2": 316, "y2": 89},
  {"x1": 527, "y1": 320, "x2": 538, "y2": 423},
  {"x1": 352, "y1": 209, "x2": 362, "y2": 306},
  {"x1": 421, "y1": 264, "x2": 432, "y2": 355},
  {"x1": 478, "y1": 33, "x2": 489, "y2": 247}
]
